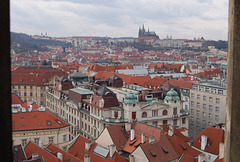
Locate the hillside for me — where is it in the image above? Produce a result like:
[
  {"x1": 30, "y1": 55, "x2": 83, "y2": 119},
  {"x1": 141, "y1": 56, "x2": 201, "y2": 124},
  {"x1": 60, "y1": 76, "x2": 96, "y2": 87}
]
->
[{"x1": 11, "y1": 32, "x2": 73, "y2": 53}]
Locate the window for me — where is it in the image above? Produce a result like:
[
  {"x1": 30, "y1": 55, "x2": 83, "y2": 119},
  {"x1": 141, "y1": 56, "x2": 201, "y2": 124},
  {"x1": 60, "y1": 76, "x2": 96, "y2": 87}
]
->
[
  {"x1": 215, "y1": 115, "x2": 219, "y2": 121},
  {"x1": 185, "y1": 97, "x2": 188, "y2": 102},
  {"x1": 216, "y1": 107, "x2": 220, "y2": 112},
  {"x1": 163, "y1": 120, "x2": 167, "y2": 125},
  {"x1": 191, "y1": 109, "x2": 194, "y2": 115},
  {"x1": 203, "y1": 95, "x2": 206, "y2": 101},
  {"x1": 211, "y1": 88, "x2": 216, "y2": 93},
  {"x1": 49, "y1": 137, "x2": 54, "y2": 143},
  {"x1": 22, "y1": 139, "x2": 27, "y2": 146},
  {"x1": 34, "y1": 138, "x2": 39, "y2": 145},
  {"x1": 209, "y1": 97, "x2": 213, "y2": 102},
  {"x1": 197, "y1": 110, "x2": 200, "y2": 116},
  {"x1": 182, "y1": 118, "x2": 186, "y2": 124},
  {"x1": 191, "y1": 116, "x2": 194, "y2": 122},
  {"x1": 173, "y1": 108, "x2": 177, "y2": 115},
  {"x1": 216, "y1": 98, "x2": 220, "y2": 104},
  {"x1": 208, "y1": 122, "x2": 212, "y2": 126},
  {"x1": 203, "y1": 104, "x2": 206, "y2": 110},
  {"x1": 196, "y1": 118, "x2": 200, "y2": 124},
  {"x1": 152, "y1": 110, "x2": 158, "y2": 117},
  {"x1": 202, "y1": 120, "x2": 206, "y2": 126},
  {"x1": 203, "y1": 112, "x2": 206, "y2": 118},
  {"x1": 132, "y1": 112, "x2": 136, "y2": 119},
  {"x1": 24, "y1": 86, "x2": 26, "y2": 89},
  {"x1": 41, "y1": 93, "x2": 43, "y2": 97},
  {"x1": 205, "y1": 87, "x2": 210, "y2": 92},
  {"x1": 197, "y1": 94, "x2": 200, "y2": 100},
  {"x1": 209, "y1": 113, "x2": 212, "y2": 120},
  {"x1": 218, "y1": 90, "x2": 223, "y2": 95},
  {"x1": 142, "y1": 112, "x2": 147, "y2": 118},
  {"x1": 191, "y1": 101, "x2": 194, "y2": 106},
  {"x1": 24, "y1": 92, "x2": 27, "y2": 96},
  {"x1": 191, "y1": 93, "x2": 194, "y2": 98},
  {"x1": 173, "y1": 119, "x2": 177, "y2": 126},
  {"x1": 162, "y1": 110, "x2": 168, "y2": 116},
  {"x1": 209, "y1": 105, "x2": 213, "y2": 111},
  {"x1": 197, "y1": 102, "x2": 200, "y2": 108},
  {"x1": 114, "y1": 111, "x2": 118, "y2": 119},
  {"x1": 30, "y1": 92, "x2": 32, "y2": 96}
]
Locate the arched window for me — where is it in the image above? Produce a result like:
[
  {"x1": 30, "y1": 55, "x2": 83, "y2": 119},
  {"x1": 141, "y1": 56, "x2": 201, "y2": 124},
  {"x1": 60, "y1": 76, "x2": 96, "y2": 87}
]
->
[
  {"x1": 163, "y1": 110, "x2": 168, "y2": 116},
  {"x1": 142, "y1": 112, "x2": 147, "y2": 118}
]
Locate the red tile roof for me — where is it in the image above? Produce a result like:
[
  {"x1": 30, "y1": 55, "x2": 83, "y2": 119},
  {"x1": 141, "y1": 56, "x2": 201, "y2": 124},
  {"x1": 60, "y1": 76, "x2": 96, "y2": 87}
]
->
[
  {"x1": 11, "y1": 93, "x2": 23, "y2": 105},
  {"x1": 179, "y1": 154, "x2": 197, "y2": 162},
  {"x1": 24, "y1": 141, "x2": 62, "y2": 162},
  {"x1": 12, "y1": 110, "x2": 69, "y2": 131},
  {"x1": 11, "y1": 69, "x2": 68, "y2": 86},
  {"x1": 68, "y1": 135, "x2": 126, "y2": 162},
  {"x1": 45, "y1": 143, "x2": 81, "y2": 162},
  {"x1": 192, "y1": 127, "x2": 225, "y2": 155},
  {"x1": 139, "y1": 131, "x2": 179, "y2": 162}
]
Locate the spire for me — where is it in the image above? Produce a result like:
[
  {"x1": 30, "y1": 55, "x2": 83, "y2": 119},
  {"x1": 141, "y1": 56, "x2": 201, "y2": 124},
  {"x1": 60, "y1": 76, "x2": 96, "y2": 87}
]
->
[
  {"x1": 148, "y1": 27, "x2": 149, "y2": 33},
  {"x1": 142, "y1": 24, "x2": 145, "y2": 32}
]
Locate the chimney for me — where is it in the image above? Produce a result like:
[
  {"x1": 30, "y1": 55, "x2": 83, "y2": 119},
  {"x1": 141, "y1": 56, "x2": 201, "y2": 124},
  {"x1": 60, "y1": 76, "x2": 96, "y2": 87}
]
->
[
  {"x1": 201, "y1": 135, "x2": 208, "y2": 150},
  {"x1": 39, "y1": 141, "x2": 43, "y2": 148},
  {"x1": 219, "y1": 142, "x2": 224, "y2": 159},
  {"x1": 198, "y1": 154, "x2": 206, "y2": 162},
  {"x1": 84, "y1": 154, "x2": 91, "y2": 162},
  {"x1": 141, "y1": 133, "x2": 145, "y2": 144},
  {"x1": 168, "y1": 128, "x2": 174, "y2": 136},
  {"x1": 130, "y1": 129, "x2": 135, "y2": 141},
  {"x1": 85, "y1": 141, "x2": 91, "y2": 152},
  {"x1": 57, "y1": 152, "x2": 63, "y2": 161},
  {"x1": 125, "y1": 123, "x2": 131, "y2": 132},
  {"x1": 149, "y1": 136, "x2": 155, "y2": 144},
  {"x1": 109, "y1": 144, "x2": 116, "y2": 158},
  {"x1": 32, "y1": 153, "x2": 39, "y2": 160},
  {"x1": 129, "y1": 154, "x2": 134, "y2": 162}
]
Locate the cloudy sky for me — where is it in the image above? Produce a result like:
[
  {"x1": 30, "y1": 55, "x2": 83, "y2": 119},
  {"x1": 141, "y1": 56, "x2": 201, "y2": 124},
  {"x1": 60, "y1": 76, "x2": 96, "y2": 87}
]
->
[{"x1": 10, "y1": 0, "x2": 228, "y2": 40}]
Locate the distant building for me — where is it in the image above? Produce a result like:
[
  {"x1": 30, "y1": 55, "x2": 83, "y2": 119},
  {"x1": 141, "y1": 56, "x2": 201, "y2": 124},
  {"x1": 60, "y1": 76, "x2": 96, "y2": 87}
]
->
[{"x1": 138, "y1": 24, "x2": 159, "y2": 39}]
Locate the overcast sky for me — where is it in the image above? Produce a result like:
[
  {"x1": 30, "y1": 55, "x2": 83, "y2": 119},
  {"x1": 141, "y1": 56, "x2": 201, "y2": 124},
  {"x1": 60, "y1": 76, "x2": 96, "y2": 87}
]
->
[{"x1": 10, "y1": 0, "x2": 228, "y2": 40}]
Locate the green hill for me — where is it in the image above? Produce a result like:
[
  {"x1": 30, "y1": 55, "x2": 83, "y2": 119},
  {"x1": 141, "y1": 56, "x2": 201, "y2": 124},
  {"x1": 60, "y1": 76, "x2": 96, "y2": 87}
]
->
[{"x1": 11, "y1": 32, "x2": 73, "y2": 53}]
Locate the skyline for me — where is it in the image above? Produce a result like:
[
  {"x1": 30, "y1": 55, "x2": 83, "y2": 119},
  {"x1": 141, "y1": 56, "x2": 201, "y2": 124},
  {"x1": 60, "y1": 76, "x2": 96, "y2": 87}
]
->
[{"x1": 11, "y1": 0, "x2": 228, "y2": 40}]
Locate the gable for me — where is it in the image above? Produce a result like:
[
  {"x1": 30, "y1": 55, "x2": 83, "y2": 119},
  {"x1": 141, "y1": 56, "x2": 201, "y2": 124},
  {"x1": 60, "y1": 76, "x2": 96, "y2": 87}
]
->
[
  {"x1": 131, "y1": 146, "x2": 149, "y2": 162},
  {"x1": 95, "y1": 128, "x2": 114, "y2": 149}
]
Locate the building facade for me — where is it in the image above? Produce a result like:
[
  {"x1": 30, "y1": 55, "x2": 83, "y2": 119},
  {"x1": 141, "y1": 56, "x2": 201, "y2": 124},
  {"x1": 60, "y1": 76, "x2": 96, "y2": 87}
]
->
[{"x1": 188, "y1": 81, "x2": 226, "y2": 139}]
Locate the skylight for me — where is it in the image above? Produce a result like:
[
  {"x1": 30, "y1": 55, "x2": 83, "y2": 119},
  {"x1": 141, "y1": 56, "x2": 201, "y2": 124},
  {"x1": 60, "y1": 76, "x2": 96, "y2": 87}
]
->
[{"x1": 93, "y1": 144, "x2": 109, "y2": 158}]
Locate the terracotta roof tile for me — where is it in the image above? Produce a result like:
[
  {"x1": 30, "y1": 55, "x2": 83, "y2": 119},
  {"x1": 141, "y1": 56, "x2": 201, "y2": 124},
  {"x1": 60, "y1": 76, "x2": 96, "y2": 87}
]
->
[
  {"x1": 24, "y1": 141, "x2": 61, "y2": 162},
  {"x1": 45, "y1": 143, "x2": 81, "y2": 162},
  {"x1": 192, "y1": 127, "x2": 224, "y2": 155},
  {"x1": 68, "y1": 135, "x2": 126, "y2": 162},
  {"x1": 12, "y1": 110, "x2": 69, "y2": 131}
]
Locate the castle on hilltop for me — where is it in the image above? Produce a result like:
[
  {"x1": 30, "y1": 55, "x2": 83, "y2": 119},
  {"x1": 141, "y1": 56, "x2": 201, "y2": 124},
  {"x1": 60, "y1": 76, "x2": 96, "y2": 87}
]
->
[{"x1": 138, "y1": 24, "x2": 159, "y2": 39}]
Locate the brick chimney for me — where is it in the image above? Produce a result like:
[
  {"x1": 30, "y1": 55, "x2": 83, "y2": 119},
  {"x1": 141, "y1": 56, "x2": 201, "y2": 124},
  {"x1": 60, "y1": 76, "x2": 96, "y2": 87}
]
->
[
  {"x1": 141, "y1": 133, "x2": 145, "y2": 144},
  {"x1": 125, "y1": 123, "x2": 131, "y2": 132},
  {"x1": 84, "y1": 154, "x2": 90, "y2": 162},
  {"x1": 57, "y1": 152, "x2": 63, "y2": 161},
  {"x1": 130, "y1": 129, "x2": 135, "y2": 141},
  {"x1": 109, "y1": 144, "x2": 116, "y2": 158},
  {"x1": 85, "y1": 141, "x2": 91, "y2": 152},
  {"x1": 201, "y1": 135, "x2": 208, "y2": 150}
]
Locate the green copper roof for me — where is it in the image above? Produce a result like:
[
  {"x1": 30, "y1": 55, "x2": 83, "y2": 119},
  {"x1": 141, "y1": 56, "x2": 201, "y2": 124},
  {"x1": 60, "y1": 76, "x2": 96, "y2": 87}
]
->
[
  {"x1": 124, "y1": 92, "x2": 139, "y2": 104},
  {"x1": 165, "y1": 88, "x2": 180, "y2": 101}
]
